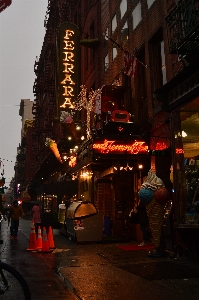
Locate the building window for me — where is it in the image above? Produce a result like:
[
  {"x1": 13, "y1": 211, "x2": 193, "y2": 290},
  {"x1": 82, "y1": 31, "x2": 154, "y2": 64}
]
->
[
  {"x1": 161, "y1": 41, "x2": 167, "y2": 85},
  {"x1": 147, "y1": 0, "x2": 155, "y2": 9},
  {"x1": 149, "y1": 28, "x2": 166, "y2": 93},
  {"x1": 90, "y1": 21, "x2": 95, "y2": 61},
  {"x1": 121, "y1": 21, "x2": 128, "y2": 43},
  {"x1": 120, "y1": 0, "x2": 127, "y2": 19},
  {"x1": 172, "y1": 98, "x2": 199, "y2": 224},
  {"x1": 104, "y1": 53, "x2": 109, "y2": 72},
  {"x1": 132, "y1": 1, "x2": 142, "y2": 30},
  {"x1": 112, "y1": 14, "x2": 117, "y2": 34},
  {"x1": 85, "y1": 47, "x2": 88, "y2": 72},
  {"x1": 104, "y1": 28, "x2": 109, "y2": 48},
  {"x1": 134, "y1": 47, "x2": 147, "y2": 123},
  {"x1": 112, "y1": 46, "x2": 118, "y2": 60}
]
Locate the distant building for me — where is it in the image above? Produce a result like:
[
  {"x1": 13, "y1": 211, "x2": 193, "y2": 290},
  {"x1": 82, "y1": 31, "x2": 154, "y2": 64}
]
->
[
  {"x1": 19, "y1": 99, "x2": 34, "y2": 139},
  {"x1": 14, "y1": 99, "x2": 34, "y2": 199}
]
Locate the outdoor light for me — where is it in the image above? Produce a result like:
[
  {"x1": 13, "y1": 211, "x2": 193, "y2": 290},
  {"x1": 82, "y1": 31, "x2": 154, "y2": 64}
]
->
[
  {"x1": 76, "y1": 125, "x2": 81, "y2": 130},
  {"x1": 182, "y1": 131, "x2": 187, "y2": 137},
  {"x1": 68, "y1": 136, "x2": 72, "y2": 140},
  {"x1": 138, "y1": 164, "x2": 143, "y2": 169},
  {"x1": 81, "y1": 135, "x2": 85, "y2": 140}
]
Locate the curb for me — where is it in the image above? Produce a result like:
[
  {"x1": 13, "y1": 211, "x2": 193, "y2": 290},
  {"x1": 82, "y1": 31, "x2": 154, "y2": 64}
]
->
[{"x1": 57, "y1": 267, "x2": 81, "y2": 300}]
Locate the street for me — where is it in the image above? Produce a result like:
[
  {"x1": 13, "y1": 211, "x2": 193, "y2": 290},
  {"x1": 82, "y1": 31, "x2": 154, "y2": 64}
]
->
[
  {"x1": 1, "y1": 218, "x2": 199, "y2": 300},
  {"x1": 0, "y1": 219, "x2": 77, "y2": 300}
]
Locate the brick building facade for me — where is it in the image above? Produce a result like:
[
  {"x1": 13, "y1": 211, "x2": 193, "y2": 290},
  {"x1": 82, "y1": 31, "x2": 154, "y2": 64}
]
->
[{"x1": 15, "y1": 0, "x2": 199, "y2": 255}]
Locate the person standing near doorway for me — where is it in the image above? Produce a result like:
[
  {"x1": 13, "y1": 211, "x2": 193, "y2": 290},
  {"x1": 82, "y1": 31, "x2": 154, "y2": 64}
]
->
[{"x1": 8, "y1": 200, "x2": 24, "y2": 239}]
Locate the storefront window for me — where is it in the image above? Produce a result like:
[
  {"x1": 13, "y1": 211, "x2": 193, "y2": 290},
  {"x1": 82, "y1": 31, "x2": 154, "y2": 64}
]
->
[
  {"x1": 172, "y1": 98, "x2": 199, "y2": 225},
  {"x1": 43, "y1": 194, "x2": 58, "y2": 213}
]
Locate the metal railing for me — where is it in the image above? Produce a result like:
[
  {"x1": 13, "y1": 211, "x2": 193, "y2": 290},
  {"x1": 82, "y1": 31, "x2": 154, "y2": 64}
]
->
[{"x1": 166, "y1": 0, "x2": 199, "y2": 54}]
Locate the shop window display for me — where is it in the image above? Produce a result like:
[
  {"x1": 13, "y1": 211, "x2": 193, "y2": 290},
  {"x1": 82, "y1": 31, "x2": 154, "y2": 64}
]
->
[{"x1": 172, "y1": 98, "x2": 199, "y2": 225}]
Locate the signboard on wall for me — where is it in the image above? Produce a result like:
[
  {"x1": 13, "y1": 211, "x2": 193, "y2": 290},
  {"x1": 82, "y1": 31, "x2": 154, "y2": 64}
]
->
[
  {"x1": 92, "y1": 139, "x2": 148, "y2": 155},
  {"x1": 56, "y1": 22, "x2": 80, "y2": 116},
  {"x1": 0, "y1": 0, "x2": 12, "y2": 13}
]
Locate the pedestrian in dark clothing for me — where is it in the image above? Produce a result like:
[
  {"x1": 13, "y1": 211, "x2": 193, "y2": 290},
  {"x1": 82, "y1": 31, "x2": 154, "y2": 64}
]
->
[
  {"x1": 8, "y1": 200, "x2": 24, "y2": 239},
  {"x1": 137, "y1": 200, "x2": 150, "y2": 246}
]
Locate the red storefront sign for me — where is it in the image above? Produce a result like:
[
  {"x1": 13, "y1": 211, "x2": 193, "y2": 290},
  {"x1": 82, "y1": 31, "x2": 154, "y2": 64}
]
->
[
  {"x1": 0, "y1": 0, "x2": 12, "y2": 13},
  {"x1": 93, "y1": 139, "x2": 148, "y2": 154}
]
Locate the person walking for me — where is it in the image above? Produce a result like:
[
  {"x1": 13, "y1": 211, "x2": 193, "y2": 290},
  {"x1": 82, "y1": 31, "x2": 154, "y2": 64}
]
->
[
  {"x1": 8, "y1": 200, "x2": 24, "y2": 239},
  {"x1": 137, "y1": 200, "x2": 151, "y2": 246},
  {"x1": 31, "y1": 202, "x2": 41, "y2": 233}
]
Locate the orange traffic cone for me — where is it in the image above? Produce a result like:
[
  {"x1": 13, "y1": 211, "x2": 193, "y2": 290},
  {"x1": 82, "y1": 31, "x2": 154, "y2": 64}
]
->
[
  {"x1": 47, "y1": 226, "x2": 56, "y2": 249},
  {"x1": 27, "y1": 225, "x2": 37, "y2": 251},
  {"x1": 31, "y1": 219, "x2": 35, "y2": 227},
  {"x1": 36, "y1": 226, "x2": 42, "y2": 250},
  {"x1": 38, "y1": 227, "x2": 52, "y2": 253}
]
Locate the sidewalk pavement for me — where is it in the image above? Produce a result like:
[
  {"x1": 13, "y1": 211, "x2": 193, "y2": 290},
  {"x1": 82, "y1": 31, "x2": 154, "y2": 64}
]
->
[{"x1": 2, "y1": 218, "x2": 199, "y2": 300}]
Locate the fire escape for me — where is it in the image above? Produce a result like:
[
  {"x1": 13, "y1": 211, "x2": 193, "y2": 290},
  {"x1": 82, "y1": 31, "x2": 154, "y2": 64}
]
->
[
  {"x1": 155, "y1": 0, "x2": 199, "y2": 110},
  {"x1": 166, "y1": 0, "x2": 199, "y2": 55},
  {"x1": 28, "y1": 0, "x2": 80, "y2": 195}
]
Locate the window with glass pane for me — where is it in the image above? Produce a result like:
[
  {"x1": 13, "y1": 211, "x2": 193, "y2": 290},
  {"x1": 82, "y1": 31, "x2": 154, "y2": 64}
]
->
[
  {"x1": 134, "y1": 47, "x2": 147, "y2": 123},
  {"x1": 104, "y1": 28, "x2": 109, "y2": 48},
  {"x1": 147, "y1": 0, "x2": 155, "y2": 9},
  {"x1": 112, "y1": 14, "x2": 117, "y2": 34},
  {"x1": 121, "y1": 21, "x2": 128, "y2": 43},
  {"x1": 161, "y1": 41, "x2": 167, "y2": 85},
  {"x1": 172, "y1": 99, "x2": 199, "y2": 224},
  {"x1": 43, "y1": 194, "x2": 58, "y2": 213},
  {"x1": 43, "y1": 195, "x2": 53, "y2": 213},
  {"x1": 149, "y1": 28, "x2": 164, "y2": 92},
  {"x1": 132, "y1": 1, "x2": 142, "y2": 30},
  {"x1": 120, "y1": 0, "x2": 127, "y2": 19},
  {"x1": 104, "y1": 53, "x2": 109, "y2": 72},
  {"x1": 112, "y1": 47, "x2": 118, "y2": 60}
]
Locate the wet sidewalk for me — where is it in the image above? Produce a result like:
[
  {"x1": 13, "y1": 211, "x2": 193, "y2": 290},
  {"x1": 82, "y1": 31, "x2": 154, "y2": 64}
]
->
[
  {"x1": 1, "y1": 218, "x2": 199, "y2": 300},
  {"x1": 37, "y1": 223, "x2": 199, "y2": 300},
  {"x1": 0, "y1": 218, "x2": 78, "y2": 300}
]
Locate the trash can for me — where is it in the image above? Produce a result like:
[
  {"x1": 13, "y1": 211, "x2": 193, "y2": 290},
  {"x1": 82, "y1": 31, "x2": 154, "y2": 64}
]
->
[{"x1": 66, "y1": 201, "x2": 103, "y2": 242}]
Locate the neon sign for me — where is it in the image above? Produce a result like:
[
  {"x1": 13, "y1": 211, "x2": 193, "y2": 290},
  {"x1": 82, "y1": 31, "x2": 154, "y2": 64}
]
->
[
  {"x1": 93, "y1": 140, "x2": 148, "y2": 154},
  {"x1": 155, "y1": 142, "x2": 168, "y2": 150},
  {"x1": 57, "y1": 22, "x2": 79, "y2": 114},
  {"x1": 176, "y1": 148, "x2": 184, "y2": 154}
]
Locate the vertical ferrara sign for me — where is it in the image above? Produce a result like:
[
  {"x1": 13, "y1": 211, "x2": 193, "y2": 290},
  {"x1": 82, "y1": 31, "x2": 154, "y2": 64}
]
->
[{"x1": 56, "y1": 22, "x2": 79, "y2": 115}]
